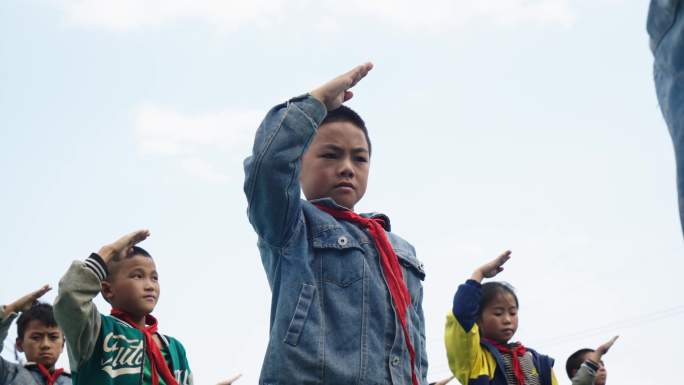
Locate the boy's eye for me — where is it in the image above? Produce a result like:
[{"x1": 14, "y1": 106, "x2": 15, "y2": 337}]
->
[
  {"x1": 354, "y1": 156, "x2": 368, "y2": 162},
  {"x1": 321, "y1": 153, "x2": 337, "y2": 159}
]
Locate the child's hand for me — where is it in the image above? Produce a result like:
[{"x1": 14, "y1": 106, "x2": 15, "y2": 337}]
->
[
  {"x1": 97, "y1": 229, "x2": 151, "y2": 264},
  {"x1": 310, "y1": 62, "x2": 373, "y2": 111},
  {"x1": 216, "y1": 373, "x2": 241, "y2": 385},
  {"x1": 587, "y1": 335, "x2": 619, "y2": 363},
  {"x1": 5, "y1": 284, "x2": 51, "y2": 315},
  {"x1": 471, "y1": 250, "x2": 512, "y2": 282}
]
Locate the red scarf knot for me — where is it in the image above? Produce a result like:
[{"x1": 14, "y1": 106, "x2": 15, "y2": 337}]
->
[
  {"x1": 37, "y1": 364, "x2": 63, "y2": 385},
  {"x1": 484, "y1": 339, "x2": 528, "y2": 385},
  {"x1": 110, "y1": 309, "x2": 178, "y2": 385},
  {"x1": 315, "y1": 204, "x2": 418, "y2": 385}
]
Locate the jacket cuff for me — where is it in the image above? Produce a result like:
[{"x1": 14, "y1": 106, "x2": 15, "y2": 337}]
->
[
  {"x1": 84, "y1": 253, "x2": 109, "y2": 281},
  {"x1": 289, "y1": 94, "x2": 327, "y2": 126},
  {"x1": 0, "y1": 306, "x2": 18, "y2": 323},
  {"x1": 583, "y1": 359, "x2": 600, "y2": 372}
]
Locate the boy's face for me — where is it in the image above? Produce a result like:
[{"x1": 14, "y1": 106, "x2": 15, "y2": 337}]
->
[
  {"x1": 16, "y1": 321, "x2": 64, "y2": 368},
  {"x1": 477, "y1": 292, "x2": 519, "y2": 344},
  {"x1": 102, "y1": 255, "x2": 160, "y2": 317},
  {"x1": 300, "y1": 121, "x2": 370, "y2": 210}
]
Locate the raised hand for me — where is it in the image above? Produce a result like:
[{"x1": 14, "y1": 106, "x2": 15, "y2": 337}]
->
[
  {"x1": 5, "y1": 284, "x2": 51, "y2": 314},
  {"x1": 587, "y1": 335, "x2": 619, "y2": 362},
  {"x1": 433, "y1": 376, "x2": 455, "y2": 385},
  {"x1": 97, "y1": 229, "x2": 151, "y2": 264},
  {"x1": 310, "y1": 62, "x2": 373, "y2": 111},
  {"x1": 216, "y1": 373, "x2": 242, "y2": 385},
  {"x1": 471, "y1": 250, "x2": 512, "y2": 282}
]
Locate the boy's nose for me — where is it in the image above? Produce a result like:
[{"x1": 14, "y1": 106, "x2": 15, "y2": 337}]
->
[{"x1": 339, "y1": 158, "x2": 355, "y2": 178}]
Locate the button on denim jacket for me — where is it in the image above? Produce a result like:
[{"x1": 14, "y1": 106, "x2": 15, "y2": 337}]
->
[
  {"x1": 244, "y1": 95, "x2": 428, "y2": 385},
  {"x1": 649, "y1": 0, "x2": 684, "y2": 235}
]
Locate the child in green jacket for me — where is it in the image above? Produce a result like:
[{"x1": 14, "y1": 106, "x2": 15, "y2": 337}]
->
[{"x1": 54, "y1": 229, "x2": 192, "y2": 385}]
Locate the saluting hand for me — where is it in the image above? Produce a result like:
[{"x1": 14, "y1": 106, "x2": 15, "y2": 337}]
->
[
  {"x1": 310, "y1": 62, "x2": 373, "y2": 111},
  {"x1": 4, "y1": 284, "x2": 52, "y2": 315},
  {"x1": 97, "y1": 229, "x2": 151, "y2": 263},
  {"x1": 471, "y1": 250, "x2": 512, "y2": 282},
  {"x1": 216, "y1": 373, "x2": 242, "y2": 385}
]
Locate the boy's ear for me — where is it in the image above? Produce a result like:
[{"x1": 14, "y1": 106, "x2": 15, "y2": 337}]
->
[
  {"x1": 15, "y1": 337, "x2": 24, "y2": 353},
  {"x1": 101, "y1": 280, "x2": 114, "y2": 303}
]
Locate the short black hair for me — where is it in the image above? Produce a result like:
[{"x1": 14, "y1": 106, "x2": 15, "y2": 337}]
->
[
  {"x1": 105, "y1": 245, "x2": 153, "y2": 281},
  {"x1": 477, "y1": 281, "x2": 519, "y2": 318},
  {"x1": 130, "y1": 245, "x2": 151, "y2": 258},
  {"x1": 566, "y1": 348, "x2": 594, "y2": 379},
  {"x1": 16, "y1": 302, "x2": 58, "y2": 339},
  {"x1": 321, "y1": 105, "x2": 372, "y2": 155}
]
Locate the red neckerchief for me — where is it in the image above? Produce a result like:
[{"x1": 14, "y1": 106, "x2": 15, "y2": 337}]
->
[
  {"x1": 110, "y1": 309, "x2": 178, "y2": 385},
  {"x1": 315, "y1": 204, "x2": 418, "y2": 385},
  {"x1": 483, "y1": 338, "x2": 527, "y2": 385},
  {"x1": 36, "y1": 364, "x2": 64, "y2": 385}
]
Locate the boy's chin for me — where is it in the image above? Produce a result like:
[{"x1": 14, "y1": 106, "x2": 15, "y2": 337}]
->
[{"x1": 34, "y1": 357, "x2": 57, "y2": 368}]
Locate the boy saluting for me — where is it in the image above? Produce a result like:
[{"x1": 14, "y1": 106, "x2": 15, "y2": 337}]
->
[
  {"x1": 54, "y1": 230, "x2": 192, "y2": 385},
  {"x1": 1, "y1": 285, "x2": 71, "y2": 385},
  {"x1": 244, "y1": 63, "x2": 428, "y2": 385}
]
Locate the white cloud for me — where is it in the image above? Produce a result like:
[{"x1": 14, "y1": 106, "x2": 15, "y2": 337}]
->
[
  {"x1": 55, "y1": 0, "x2": 576, "y2": 32},
  {"x1": 134, "y1": 104, "x2": 263, "y2": 182}
]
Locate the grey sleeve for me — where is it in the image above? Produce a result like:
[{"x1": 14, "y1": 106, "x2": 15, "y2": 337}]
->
[
  {"x1": 0, "y1": 306, "x2": 20, "y2": 384},
  {"x1": 53, "y1": 255, "x2": 106, "y2": 369},
  {"x1": 0, "y1": 306, "x2": 18, "y2": 354},
  {"x1": 570, "y1": 361, "x2": 598, "y2": 385}
]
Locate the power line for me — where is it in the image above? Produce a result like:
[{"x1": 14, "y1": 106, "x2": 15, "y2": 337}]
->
[{"x1": 533, "y1": 304, "x2": 684, "y2": 349}]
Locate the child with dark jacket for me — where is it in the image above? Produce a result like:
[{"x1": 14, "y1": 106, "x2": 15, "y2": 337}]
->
[{"x1": 1, "y1": 285, "x2": 71, "y2": 385}]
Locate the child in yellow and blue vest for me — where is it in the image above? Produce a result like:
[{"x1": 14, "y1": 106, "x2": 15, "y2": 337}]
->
[{"x1": 444, "y1": 251, "x2": 559, "y2": 385}]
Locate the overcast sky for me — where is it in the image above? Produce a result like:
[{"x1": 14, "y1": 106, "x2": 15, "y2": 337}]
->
[{"x1": 1, "y1": 1, "x2": 682, "y2": 384}]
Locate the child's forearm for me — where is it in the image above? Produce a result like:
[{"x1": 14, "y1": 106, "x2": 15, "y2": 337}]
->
[
  {"x1": 452, "y1": 280, "x2": 482, "y2": 330},
  {"x1": 570, "y1": 360, "x2": 599, "y2": 385},
  {"x1": 243, "y1": 94, "x2": 327, "y2": 246},
  {"x1": 53, "y1": 256, "x2": 105, "y2": 367},
  {"x1": 0, "y1": 306, "x2": 17, "y2": 354}
]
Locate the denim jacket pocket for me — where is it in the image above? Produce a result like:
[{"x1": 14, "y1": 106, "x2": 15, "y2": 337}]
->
[
  {"x1": 284, "y1": 283, "x2": 316, "y2": 346},
  {"x1": 313, "y1": 227, "x2": 366, "y2": 287},
  {"x1": 394, "y1": 249, "x2": 426, "y2": 281}
]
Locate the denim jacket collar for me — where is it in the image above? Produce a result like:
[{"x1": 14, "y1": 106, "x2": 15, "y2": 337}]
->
[{"x1": 309, "y1": 197, "x2": 392, "y2": 231}]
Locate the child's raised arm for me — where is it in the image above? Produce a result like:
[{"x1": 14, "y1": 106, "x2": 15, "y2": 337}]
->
[
  {"x1": 571, "y1": 336, "x2": 618, "y2": 385},
  {"x1": 243, "y1": 63, "x2": 372, "y2": 247},
  {"x1": 54, "y1": 229, "x2": 150, "y2": 368},
  {"x1": 1, "y1": 285, "x2": 52, "y2": 382}
]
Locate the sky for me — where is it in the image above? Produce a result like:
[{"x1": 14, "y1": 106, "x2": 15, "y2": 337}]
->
[{"x1": 1, "y1": 0, "x2": 682, "y2": 384}]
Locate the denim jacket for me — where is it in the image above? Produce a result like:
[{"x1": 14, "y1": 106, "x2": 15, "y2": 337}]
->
[
  {"x1": 649, "y1": 0, "x2": 684, "y2": 235},
  {"x1": 243, "y1": 94, "x2": 428, "y2": 385}
]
